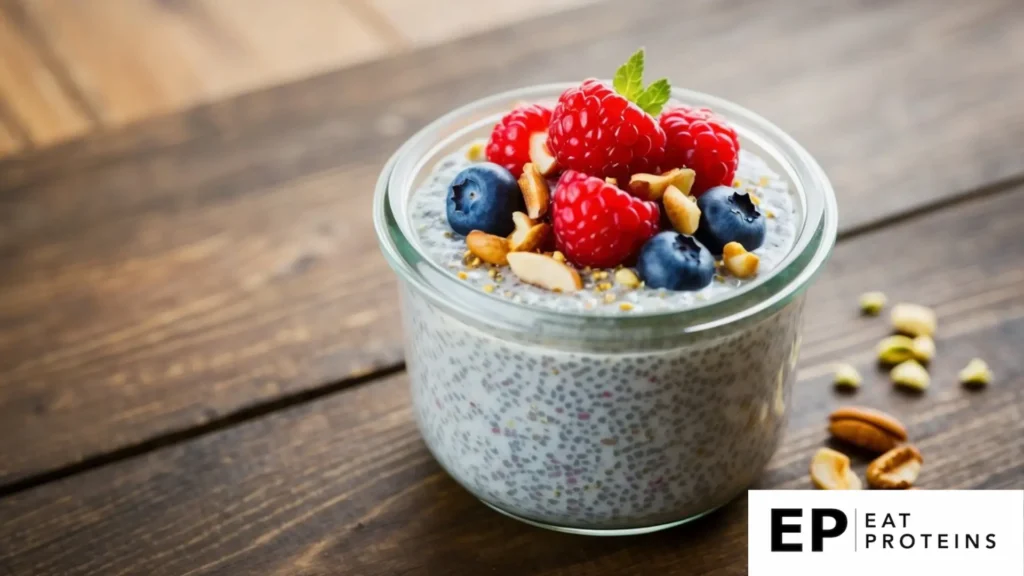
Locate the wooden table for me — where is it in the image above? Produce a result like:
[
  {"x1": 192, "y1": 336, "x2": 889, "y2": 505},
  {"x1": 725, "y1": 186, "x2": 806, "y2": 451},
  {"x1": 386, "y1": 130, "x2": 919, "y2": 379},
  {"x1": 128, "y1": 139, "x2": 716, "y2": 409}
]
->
[{"x1": 1, "y1": 0, "x2": 1022, "y2": 573}]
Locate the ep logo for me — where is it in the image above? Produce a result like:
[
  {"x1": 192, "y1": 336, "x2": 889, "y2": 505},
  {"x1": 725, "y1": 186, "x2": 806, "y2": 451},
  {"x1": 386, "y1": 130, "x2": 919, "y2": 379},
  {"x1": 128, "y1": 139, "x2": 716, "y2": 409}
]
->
[{"x1": 771, "y1": 508, "x2": 848, "y2": 552}]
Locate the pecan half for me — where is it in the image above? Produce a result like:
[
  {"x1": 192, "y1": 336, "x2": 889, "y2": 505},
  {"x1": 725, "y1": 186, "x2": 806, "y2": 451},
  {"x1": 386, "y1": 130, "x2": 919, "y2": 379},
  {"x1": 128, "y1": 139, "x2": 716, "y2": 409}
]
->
[{"x1": 828, "y1": 406, "x2": 908, "y2": 453}]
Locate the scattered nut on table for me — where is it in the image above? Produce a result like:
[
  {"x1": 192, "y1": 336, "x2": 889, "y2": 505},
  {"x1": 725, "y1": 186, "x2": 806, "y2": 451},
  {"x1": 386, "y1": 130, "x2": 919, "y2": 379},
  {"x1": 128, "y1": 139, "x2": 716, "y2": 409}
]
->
[
  {"x1": 891, "y1": 359, "x2": 929, "y2": 391},
  {"x1": 859, "y1": 291, "x2": 887, "y2": 315},
  {"x1": 466, "y1": 230, "x2": 510, "y2": 266},
  {"x1": 959, "y1": 358, "x2": 993, "y2": 387},
  {"x1": 833, "y1": 364, "x2": 862, "y2": 389},
  {"x1": 910, "y1": 335, "x2": 935, "y2": 363},
  {"x1": 891, "y1": 303, "x2": 937, "y2": 337},
  {"x1": 876, "y1": 335, "x2": 916, "y2": 365},
  {"x1": 810, "y1": 447, "x2": 862, "y2": 490},
  {"x1": 828, "y1": 406, "x2": 908, "y2": 453},
  {"x1": 867, "y1": 445, "x2": 923, "y2": 489},
  {"x1": 507, "y1": 252, "x2": 582, "y2": 293}
]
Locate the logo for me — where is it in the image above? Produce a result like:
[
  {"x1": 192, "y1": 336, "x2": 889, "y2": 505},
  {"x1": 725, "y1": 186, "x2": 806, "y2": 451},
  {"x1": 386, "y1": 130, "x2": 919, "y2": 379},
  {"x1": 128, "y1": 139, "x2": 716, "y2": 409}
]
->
[{"x1": 749, "y1": 490, "x2": 1024, "y2": 576}]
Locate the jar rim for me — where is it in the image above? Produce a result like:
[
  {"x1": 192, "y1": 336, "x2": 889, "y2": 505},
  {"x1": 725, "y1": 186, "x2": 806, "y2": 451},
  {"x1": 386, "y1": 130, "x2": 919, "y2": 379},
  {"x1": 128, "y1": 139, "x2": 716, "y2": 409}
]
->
[{"x1": 374, "y1": 83, "x2": 837, "y2": 341}]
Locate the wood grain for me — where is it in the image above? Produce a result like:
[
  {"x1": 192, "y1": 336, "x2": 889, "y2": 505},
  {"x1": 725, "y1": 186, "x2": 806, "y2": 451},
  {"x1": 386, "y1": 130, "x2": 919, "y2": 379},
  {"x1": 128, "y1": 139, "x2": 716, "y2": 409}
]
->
[
  {"x1": 18, "y1": 0, "x2": 393, "y2": 127},
  {"x1": 1, "y1": 186, "x2": 1022, "y2": 576},
  {"x1": 1, "y1": 0, "x2": 1023, "y2": 486},
  {"x1": 0, "y1": 118, "x2": 22, "y2": 155},
  {"x1": 0, "y1": 5, "x2": 92, "y2": 146}
]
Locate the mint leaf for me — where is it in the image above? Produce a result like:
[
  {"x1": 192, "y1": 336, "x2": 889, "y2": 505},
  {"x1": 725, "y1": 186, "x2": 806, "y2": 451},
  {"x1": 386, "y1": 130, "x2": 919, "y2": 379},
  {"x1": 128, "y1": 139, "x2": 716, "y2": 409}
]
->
[
  {"x1": 635, "y1": 78, "x2": 671, "y2": 116},
  {"x1": 612, "y1": 48, "x2": 646, "y2": 102}
]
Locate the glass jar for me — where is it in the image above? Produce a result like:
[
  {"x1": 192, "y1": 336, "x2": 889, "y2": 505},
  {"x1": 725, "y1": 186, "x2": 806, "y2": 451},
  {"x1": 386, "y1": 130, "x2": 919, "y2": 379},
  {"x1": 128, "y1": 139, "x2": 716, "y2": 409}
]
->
[{"x1": 374, "y1": 84, "x2": 837, "y2": 535}]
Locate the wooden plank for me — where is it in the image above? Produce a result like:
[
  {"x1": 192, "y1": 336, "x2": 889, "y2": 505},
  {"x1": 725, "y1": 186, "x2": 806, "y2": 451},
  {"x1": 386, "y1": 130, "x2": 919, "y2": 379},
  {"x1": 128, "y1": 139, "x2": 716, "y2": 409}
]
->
[
  {"x1": 1, "y1": 0, "x2": 1023, "y2": 486},
  {"x1": 0, "y1": 6, "x2": 92, "y2": 146},
  {"x1": 1, "y1": 186, "x2": 1022, "y2": 575},
  {"x1": 18, "y1": 0, "x2": 393, "y2": 127},
  {"x1": 366, "y1": 0, "x2": 597, "y2": 46}
]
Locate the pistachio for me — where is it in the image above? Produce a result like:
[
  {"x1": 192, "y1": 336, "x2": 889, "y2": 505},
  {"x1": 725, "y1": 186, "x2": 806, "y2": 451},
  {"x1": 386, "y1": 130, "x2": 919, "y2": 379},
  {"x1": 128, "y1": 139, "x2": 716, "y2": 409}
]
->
[
  {"x1": 518, "y1": 163, "x2": 550, "y2": 219},
  {"x1": 614, "y1": 268, "x2": 641, "y2": 289},
  {"x1": 507, "y1": 252, "x2": 582, "y2": 293},
  {"x1": 891, "y1": 303, "x2": 937, "y2": 337},
  {"x1": 877, "y1": 335, "x2": 916, "y2": 365},
  {"x1": 911, "y1": 335, "x2": 935, "y2": 363},
  {"x1": 810, "y1": 448, "x2": 862, "y2": 490},
  {"x1": 859, "y1": 291, "x2": 887, "y2": 315},
  {"x1": 867, "y1": 445, "x2": 923, "y2": 489},
  {"x1": 722, "y1": 242, "x2": 760, "y2": 279},
  {"x1": 528, "y1": 132, "x2": 559, "y2": 176},
  {"x1": 664, "y1": 185, "x2": 702, "y2": 235},
  {"x1": 466, "y1": 230, "x2": 510, "y2": 266},
  {"x1": 959, "y1": 358, "x2": 992, "y2": 387},
  {"x1": 833, "y1": 364, "x2": 862, "y2": 389},
  {"x1": 465, "y1": 140, "x2": 487, "y2": 162},
  {"x1": 628, "y1": 168, "x2": 696, "y2": 201},
  {"x1": 891, "y1": 359, "x2": 930, "y2": 391},
  {"x1": 828, "y1": 406, "x2": 908, "y2": 453},
  {"x1": 508, "y1": 212, "x2": 550, "y2": 253}
]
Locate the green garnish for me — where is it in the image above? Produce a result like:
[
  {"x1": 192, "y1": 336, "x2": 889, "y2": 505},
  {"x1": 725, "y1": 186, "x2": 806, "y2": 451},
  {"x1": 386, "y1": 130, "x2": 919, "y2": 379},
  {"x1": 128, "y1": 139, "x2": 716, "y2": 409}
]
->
[{"x1": 612, "y1": 48, "x2": 671, "y2": 116}]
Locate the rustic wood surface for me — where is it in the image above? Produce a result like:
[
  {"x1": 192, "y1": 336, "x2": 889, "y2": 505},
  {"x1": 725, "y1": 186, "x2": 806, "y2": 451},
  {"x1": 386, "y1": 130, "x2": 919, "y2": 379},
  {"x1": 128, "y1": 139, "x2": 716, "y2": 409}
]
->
[
  {"x1": 1, "y1": 186, "x2": 1022, "y2": 575},
  {"x1": 0, "y1": 0, "x2": 1022, "y2": 573},
  {"x1": 2, "y1": 0, "x2": 1023, "y2": 489}
]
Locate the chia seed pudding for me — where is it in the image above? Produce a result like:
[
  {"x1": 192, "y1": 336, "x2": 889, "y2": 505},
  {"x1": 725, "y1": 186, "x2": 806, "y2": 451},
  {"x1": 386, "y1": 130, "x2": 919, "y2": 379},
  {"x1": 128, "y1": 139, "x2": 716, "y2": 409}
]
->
[{"x1": 375, "y1": 77, "x2": 837, "y2": 534}]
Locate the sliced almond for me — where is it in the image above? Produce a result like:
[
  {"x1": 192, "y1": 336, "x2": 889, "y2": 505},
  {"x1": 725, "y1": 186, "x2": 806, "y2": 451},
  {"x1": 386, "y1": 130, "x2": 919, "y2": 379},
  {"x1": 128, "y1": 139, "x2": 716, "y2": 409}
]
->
[
  {"x1": 518, "y1": 162, "x2": 550, "y2": 219},
  {"x1": 664, "y1": 185, "x2": 701, "y2": 235},
  {"x1": 628, "y1": 168, "x2": 696, "y2": 201},
  {"x1": 867, "y1": 445, "x2": 923, "y2": 489},
  {"x1": 722, "y1": 242, "x2": 760, "y2": 278},
  {"x1": 508, "y1": 211, "x2": 550, "y2": 252},
  {"x1": 466, "y1": 231, "x2": 510, "y2": 266},
  {"x1": 810, "y1": 448, "x2": 862, "y2": 490},
  {"x1": 891, "y1": 303, "x2": 937, "y2": 337},
  {"x1": 507, "y1": 252, "x2": 582, "y2": 293},
  {"x1": 529, "y1": 132, "x2": 559, "y2": 177}
]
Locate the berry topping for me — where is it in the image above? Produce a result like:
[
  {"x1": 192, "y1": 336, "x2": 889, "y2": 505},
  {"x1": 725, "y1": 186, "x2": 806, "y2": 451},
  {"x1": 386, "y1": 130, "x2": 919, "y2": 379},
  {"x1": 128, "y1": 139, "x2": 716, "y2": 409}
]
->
[
  {"x1": 485, "y1": 104, "x2": 553, "y2": 177},
  {"x1": 694, "y1": 185, "x2": 766, "y2": 255},
  {"x1": 636, "y1": 232, "x2": 715, "y2": 291},
  {"x1": 547, "y1": 49, "x2": 669, "y2": 183},
  {"x1": 446, "y1": 163, "x2": 524, "y2": 237},
  {"x1": 660, "y1": 106, "x2": 740, "y2": 196},
  {"x1": 552, "y1": 170, "x2": 660, "y2": 269}
]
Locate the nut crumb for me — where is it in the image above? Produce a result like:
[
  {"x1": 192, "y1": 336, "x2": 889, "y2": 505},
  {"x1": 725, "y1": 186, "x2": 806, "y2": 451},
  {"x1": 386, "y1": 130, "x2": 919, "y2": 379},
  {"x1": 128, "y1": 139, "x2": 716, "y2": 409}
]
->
[
  {"x1": 603, "y1": 293, "x2": 616, "y2": 304},
  {"x1": 457, "y1": 271, "x2": 468, "y2": 280},
  {"x1": 483, "y1": 284, "x2": 495, "y2": 293},
  {"x1": 619, "y1": 302, "x2": 634, "y2": 311},
  {"x1": 833, "y1": 364, "x2": 862, "y2": 389},
  {"x1": 859, "y1": 291, "x2": 887, "y2": 315},
  {"x1": 959, "y1": 358, "x2": 992, "y2": 387}
]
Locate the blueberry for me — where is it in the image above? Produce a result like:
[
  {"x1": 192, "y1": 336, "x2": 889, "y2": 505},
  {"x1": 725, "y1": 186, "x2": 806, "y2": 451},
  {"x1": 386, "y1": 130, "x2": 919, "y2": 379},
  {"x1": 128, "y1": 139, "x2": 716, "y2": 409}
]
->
[
  {"x1": 445, "y1": 162, "x2": 523, "y2": 236},
  {"x1": 694, "y1": 186, "x2": 766, "y2": 255},
  {"x1": 636, "y1": 232, "x2": 715, "y2": 291}
]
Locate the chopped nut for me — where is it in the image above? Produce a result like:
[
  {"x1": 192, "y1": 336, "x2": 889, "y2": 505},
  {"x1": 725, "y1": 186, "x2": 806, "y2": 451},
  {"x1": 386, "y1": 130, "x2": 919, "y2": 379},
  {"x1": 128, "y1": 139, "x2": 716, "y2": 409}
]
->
[
  {"x1": 506, "y1": 252, "x2": 582, "y2": 293},
  {"x1": 592, "y1": 271, "x2": 609, "y2": 281},
  {"x1": 457, "y1": 271, "x2": 468, "y2": 280},
  {"x1": 877, "y1": 335, "x2": 915, "y2": 364},
  {"x1": 859, "y1": 291, "x2": 887, "y2": 315},
  {"x1": 619, "y1": 302, "x2": 634, "y2": 311},
  {"x1": 488, "y1": 268, "x2": 497, "y2": 278},
  {"x1": 959, "y1": 358, "x2": 992, "y2": 387},
  {"x1": 891, "y1": 303, "x2": 937, "y2": 337},
  {"x1": 518, "y1": 163, "x2": 551, "y2": 219},
  {"x1": 828, "y1": 406, "x2": 908, "y2": 453},
  {"x1": 664, "y1": 185, "x2": 702, "y2": 235},
  {"x1": 466, "y1": 230, "x2": 511, "y2": 266},
  {"x1": 833, "y1": 364, "x2": 862, "y2": 389},
  {"x1": 482, "y1": 284, "x2": 495, "y2": 293},
  {"x1": 614, "y1": 268, "x2": 641, "y2": 289},
  {"x1": 469, "y1": 256, "x2": 482, "y2": 268},
  {"x1": 605, "y1": 177, "x2": 618, "y2": 186},
  {"x1": 508, "y1": 212, "x2": 550, "y2": 253},
  {"x1": 765, "y1": 210, "x2": 776, "y2": 219},
  {"x1": 748, "y1": 193, "x2": 761, "y2": 206},
  {"x1": 529, "y1": 132, "x2": 559, "y2": 176},
  {"x1": 810, "y1": 448, "x2": 862, "y2": 490},
  {"x1": 891, "y1": 359, "x2": 930, "y2": 391},
  {"x1": 597, "y1": 282, "x2": 612, "y2": 292},
  {"x1": 603, "y1": 292, "x2": 616, "y2": 304},
  {"x1": 722, "y1": 242, "x2": 760, "y2": 278},
  {"x1": 911, "y1": 335, "x2": 935, "y2": 363},
  {"x1": 867, "y1": 445, "x2": 923, "y2": 489},
  {"x1": 465, "y1": 140, "x2": 487, "y2": 162},
  {"x1": 628, "y1": 168, "x2": 696, "y2": 201},
  {"x1": 551, "y1": 251, "x2": 566, "y2": 263}
]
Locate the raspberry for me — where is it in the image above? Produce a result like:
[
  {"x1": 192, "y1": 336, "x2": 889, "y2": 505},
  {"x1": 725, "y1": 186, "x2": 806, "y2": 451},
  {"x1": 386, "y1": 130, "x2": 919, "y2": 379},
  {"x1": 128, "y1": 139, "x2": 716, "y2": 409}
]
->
[
  {"x1": 552, "y1": 170, "x2": 660, "y2": 268},
  {"x1": 547, "y1": 80, "x2": 667, "y2": 184},
  {"x1": 660, "y1": 106, "x2": 740, "y2": 196},
  {"x1": 485, "y1": 104, "x2": 552, "y2": 177}
]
